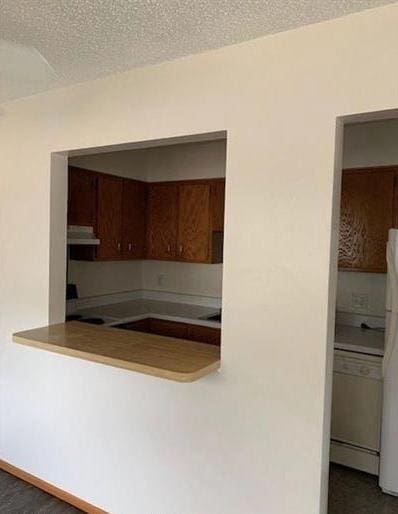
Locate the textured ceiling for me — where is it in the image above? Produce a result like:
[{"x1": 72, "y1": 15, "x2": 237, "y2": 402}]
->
[{"x1": 0, "y1": 0, "x2": 396, "y2": 103}]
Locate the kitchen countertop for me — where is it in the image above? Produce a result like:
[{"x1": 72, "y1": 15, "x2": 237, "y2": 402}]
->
[
  {"x1": 74, "y1": 299, "x2": 221, "y2": 328},
  {"x1": 335, "y1": 324, "x2": 385, "y2": 357},
  {"x1": 13, "y1": 322, "x2": 221, "y2": 382}
]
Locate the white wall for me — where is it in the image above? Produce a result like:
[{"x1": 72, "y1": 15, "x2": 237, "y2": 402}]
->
[
  {"x1": 68, "y1": 140, "x2": 226, "y2": 299},
  {"x1": 68, "y1": 260, "x2": 143, "y2": 298},
  {"x1": 146, "y1": 140, "x2": 226, "y2": 181},
  {"x1": 336, "y1": 119, "x2": 398, "y2": 318},
  {"x1": 69, "y1": 139, "x2": 226, "y2": 181},
  {"x1": 142, "y1": 261, "x2": 223, "y2": 297},
  {"x1": 336, "y1": 272, "x2": 386, "y2": 317},
  {"x1": 69, "y1": 148, "x2": 148, "y2": 180},
  {"x1": 2, "y1": 5, "x2": 398, "y2": 514},
  {"x1": 343, "y1": 119, "x2": 398, "y2": 169}
]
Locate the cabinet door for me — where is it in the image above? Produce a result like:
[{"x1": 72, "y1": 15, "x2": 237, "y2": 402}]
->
[
  {"x1": 339, "y1": 169, "x2": 394, "y2": 272},
  {"x1": 146, "y1": 184, "x2": 178, "y2": 260},
  {"x1": 210, "y1": 180, "x2": 225, "y2": 232},
  {"x1": 177, "y1": 184, "x2": 211, "y2": 262},
  {"x1": 68, "y1": 167, "x2": 97, "y2": 226},
  {"x1": 116, "y1": 319, "x2": 150, "y2": 333},
  {"x1": 331, "y1": 370, "x2": 382, "y2": 451},
  {"x1": 96, "y1": 174, "x2": 123, "y2": 260},
  {"x1": 149, "y1": 319, "x2": 188, "y2": 339},
  {"x1": 187, "y1": 324, "x2": 221, "y2": 346},
  {"x1": 122, "y1": 180, "x2": 147, "y2": 259}
]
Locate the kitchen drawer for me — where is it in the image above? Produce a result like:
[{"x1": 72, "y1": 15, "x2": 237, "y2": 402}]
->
[
  {"x1": 149, "y1": 319, "x2": 189, "y2": 340},
  {"x1": 115, "y1": 319, "x2": 150, "y2": 333},
  {"x1": 115, "y1": 317, "x2": 221, "y2": 346},
  {"x1": 333, "y1": 352, "x2": 382, "y2": 380},
  {"x1": 187, "y1": 324, "x2": 221, "y2": 346}
]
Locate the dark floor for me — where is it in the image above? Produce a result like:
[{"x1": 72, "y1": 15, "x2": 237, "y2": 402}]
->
[
  {"x1": 2, "y1": 462, "x2": 398, "y2": 513},
  {"x1": 0, "y1": 470, "x2": 82, "y2": 514},
  {"x1": 329, "y1": 464, "x2": 398, "y2": 514}
]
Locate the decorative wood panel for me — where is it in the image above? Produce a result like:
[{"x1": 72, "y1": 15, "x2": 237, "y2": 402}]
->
[
  {"x1": 177, "y1": 184, "x2": 211, "y2": 262},
  {"x1": 96, "y1": 174, "x2": 123, "y2": 260},
  {"x1": 122, "y1": 179, "x2": 147, "y2": 259},
  {"x1": 67, "y1": 167, "x2": 97, "y2": 226},
  {"x1": 339, "y1": 168, "x2": 394, "y2": 273},
  {"x1": 146, "y1": 184, "x2": 179, "y2": 260}
]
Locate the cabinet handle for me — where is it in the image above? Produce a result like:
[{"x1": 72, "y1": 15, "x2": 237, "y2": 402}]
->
[
  {"x1": 117, "y1": 242, "x2": 121, "y2": 251},
  {"x1": 167, "y1": 244, "x2": 171, "y2": 253},
  {"x1": 179, "y1": 245, "x2": 183, "y2": 254},
  {"x1": 128, "y1": 242, "x2": 132, "y2": 251}
]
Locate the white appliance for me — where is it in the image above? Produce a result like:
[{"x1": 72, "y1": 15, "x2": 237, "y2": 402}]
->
[
  {"x1": 379, "y1": 228, "x2": 398, "y2": 496},
  {"x1": 330, "y1": 350, "x2": 383, "y2": 475}
]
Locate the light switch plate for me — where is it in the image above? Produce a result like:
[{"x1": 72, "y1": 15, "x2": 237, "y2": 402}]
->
[{"x1": 351, "y1": 292, "x2": 369, "y2": 312}]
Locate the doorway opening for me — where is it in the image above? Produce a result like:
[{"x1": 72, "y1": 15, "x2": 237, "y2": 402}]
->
[{"x1": 328, "y1": 114, "x2": 398, "y2": 513}]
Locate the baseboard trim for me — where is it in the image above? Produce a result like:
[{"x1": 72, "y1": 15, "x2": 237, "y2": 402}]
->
[
  {"x1": 330, "y1": 440, "x2": 379, "y2": 475},
  {"x1": 0, "y1": 459, "x2": 107, "y2": 514}
]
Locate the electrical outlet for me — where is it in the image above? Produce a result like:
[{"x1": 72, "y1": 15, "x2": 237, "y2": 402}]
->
[
  {"x1": 157, "y1": 274, "x2": 165, "y2": 287},
  {"x1": 76, "y1": 298, "x2": 92, "y2": 308},
  {"x1": 351, "y1": 293, "x2": 369, "y2": 312}
]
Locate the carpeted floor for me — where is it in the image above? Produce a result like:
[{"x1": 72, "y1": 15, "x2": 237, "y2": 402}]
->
[
  {"x1": 0, "y1": 470, "x2": 82, "y2": 513},
  {"x1": 329, "y1": 464, "x2": 398, "y2": 514}
]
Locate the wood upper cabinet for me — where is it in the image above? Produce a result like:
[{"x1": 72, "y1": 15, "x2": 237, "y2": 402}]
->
[
  {"x1": 68, "y1": 167, "x2": 98, "y2": 226},
  {"x1": 210, "y1": 180, "x2": 225, "y2": 232},
  {"x1": 339, "y1": 168, "x2": 395, "y2": 273},
  {"x1": 146, "y1": 179, "x2": 225, "y2": 264},
  {"x1": 69, "y1": 167, "x2": 225, "y2": 264},
  {"x1": 146, "y1": 184, "x2": 179, "y2": 260},
  {"x1": 96, "y1": 174, "x2": 124, "y2": 260},
  {"x1": 177, "y1": 184, "x2": 211, "y2": 262},
  {"x1": 69, "y1": 168, "x2": 147, "y2": 262},
  {"x1": 122, "y1": 179, "x2": 147, "y2": 259}
]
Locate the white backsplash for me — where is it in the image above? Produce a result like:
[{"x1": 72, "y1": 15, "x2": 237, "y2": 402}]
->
[
  {"x1": 67, "y1": 289, "x2": 222, "y2": 315},
  {"x1": 335, "y1": 311, "x2": 385, "y2": 329},
  {"x1": 337, "y1": 271, "x2": 386, "y2": 317}
]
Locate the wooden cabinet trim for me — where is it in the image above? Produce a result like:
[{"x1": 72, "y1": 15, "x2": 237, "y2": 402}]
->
[{"x1": 150, "y1": 178, "x2": 225, "y2": 186}]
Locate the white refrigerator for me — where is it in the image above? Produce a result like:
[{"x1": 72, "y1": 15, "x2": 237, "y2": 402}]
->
[{"x1": 380, "y1": 228, "x2": 398, "y2": 495}]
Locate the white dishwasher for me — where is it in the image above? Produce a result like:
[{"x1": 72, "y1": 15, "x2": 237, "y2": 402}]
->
[{"x1": 330, "y1": 349, "x2": 383, "y2": 475}]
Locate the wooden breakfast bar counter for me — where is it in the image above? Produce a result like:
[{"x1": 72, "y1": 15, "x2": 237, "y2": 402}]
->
[{"x1": 13, "y1": 322, "x2": 221, "y2": 382}]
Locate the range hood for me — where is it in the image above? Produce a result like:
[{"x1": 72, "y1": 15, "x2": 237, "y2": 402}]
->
[{"x1": 67, "y1": 225, "x2": 100, "y2": 246}]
